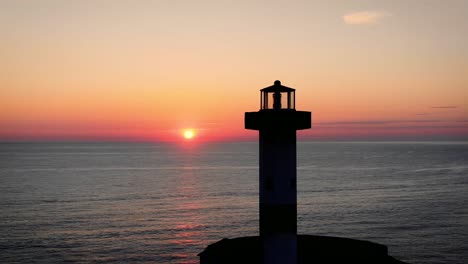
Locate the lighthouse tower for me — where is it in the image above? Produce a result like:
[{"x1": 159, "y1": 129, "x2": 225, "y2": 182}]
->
[
  {"x1": 200, "y1": 81, "x2": 405, "y2": 264},
  {"x1": 245, "y1": 80, "x2": 311, "y2": 264}
]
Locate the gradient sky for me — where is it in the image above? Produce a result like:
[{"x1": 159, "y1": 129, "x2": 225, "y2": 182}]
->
[{"x1": 1, "y1": 0, "x2": 467, "y2": 142}]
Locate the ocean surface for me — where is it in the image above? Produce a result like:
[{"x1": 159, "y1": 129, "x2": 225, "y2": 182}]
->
[{"x1": 0, "y1": 141, "x2": 467, "y2": 264}]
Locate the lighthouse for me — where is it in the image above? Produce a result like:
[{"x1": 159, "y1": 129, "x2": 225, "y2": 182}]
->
[
  {"x1": 199, "y1": 80, "x2": 406, "y2": 264},
  {"x1": 245, "y1": 80, "x2": 311, "y2": 264},
  {"x1": 199, "y1": 80, "x2": 407, "y2": 264}
]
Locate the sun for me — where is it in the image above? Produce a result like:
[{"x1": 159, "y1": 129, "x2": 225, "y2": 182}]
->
[{"x1": 183, "y1": 129, "x2": 195, "y2": 140}]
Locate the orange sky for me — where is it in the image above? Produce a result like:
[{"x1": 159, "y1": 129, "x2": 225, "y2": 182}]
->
[{"x1": 1, "y1": 1, "x2": 467, "y2": 142}]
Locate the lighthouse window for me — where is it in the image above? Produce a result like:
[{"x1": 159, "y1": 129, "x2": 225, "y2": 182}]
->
[
  {"x1": 265, "y1": 177, "x2": 274, "y2": 191},
  {"x1": 289, "y1": 178, "x2": 296, "y2": 190}
]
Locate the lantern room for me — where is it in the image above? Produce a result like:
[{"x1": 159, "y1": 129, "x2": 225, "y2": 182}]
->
[{"x1": 260, "y1": 80, "x2": 295, "y2": 110}]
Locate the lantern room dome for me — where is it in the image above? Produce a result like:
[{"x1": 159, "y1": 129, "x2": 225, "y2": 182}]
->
[{"x1": 261, "y1": 80, "x2": 295, "y2": 93}]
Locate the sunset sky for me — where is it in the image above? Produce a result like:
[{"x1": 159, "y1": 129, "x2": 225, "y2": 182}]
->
[{"x1": 1, "y1": 0, "x2": 467, "y2": 142}]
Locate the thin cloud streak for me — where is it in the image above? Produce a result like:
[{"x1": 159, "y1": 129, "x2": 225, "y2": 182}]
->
[
  {"x1": 313, "y1": 119, "x2": 468, "y2": 132},
  {"x1": 343, "y1": 11, "x2": 391, "y2": 25},
  {"x1": 317, "y1": 119, "x2": 443, "y2": 126},
  {"x1": 431, "y1": 106, "x2": 457, "y2": 109}
]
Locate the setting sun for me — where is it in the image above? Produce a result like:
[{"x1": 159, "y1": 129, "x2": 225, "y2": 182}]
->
[{"x1": 183, "y1": 129, "x2": 195, "y2": 140}]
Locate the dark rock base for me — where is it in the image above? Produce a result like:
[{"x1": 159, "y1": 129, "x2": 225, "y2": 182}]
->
[{"x1": 199, "y1": 235, "x2": 408, "y2": 264}]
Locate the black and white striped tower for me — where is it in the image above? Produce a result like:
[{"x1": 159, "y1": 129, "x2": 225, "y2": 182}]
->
[{"x1": 245, "y1": 80, "x2": 311, "y2": 264}]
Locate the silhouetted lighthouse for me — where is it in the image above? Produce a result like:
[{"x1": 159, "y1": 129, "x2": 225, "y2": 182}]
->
[
  {"x1": 245, "y1": 80, "x2": 311, "y2": 264},
  {"x1": 199, "y1": 81, "x2": 407, "y2": 264}
]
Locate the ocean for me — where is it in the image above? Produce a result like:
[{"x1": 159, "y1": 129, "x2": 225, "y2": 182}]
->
[{"x1": 0, "y1": 141, "x2": 467, "y2": 264}]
